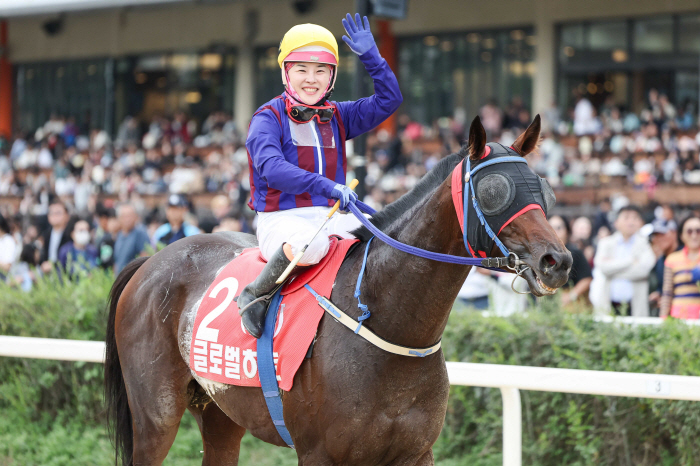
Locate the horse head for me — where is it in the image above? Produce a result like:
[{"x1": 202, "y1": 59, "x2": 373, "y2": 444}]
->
[{"x1": 463, "y1": 114, "x2": 572, "y2": 296}]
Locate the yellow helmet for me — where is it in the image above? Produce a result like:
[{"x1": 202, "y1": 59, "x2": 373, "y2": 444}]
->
[{"x1": 278, "y1": 24, "x2": 339, "y2": 69}]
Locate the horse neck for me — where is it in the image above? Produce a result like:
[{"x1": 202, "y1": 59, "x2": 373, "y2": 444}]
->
[{"x1": 361, "y1": 179, "x2": 471, "y2": 348}]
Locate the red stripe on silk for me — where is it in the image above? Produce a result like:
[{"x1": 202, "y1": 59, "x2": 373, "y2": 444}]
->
[
  {"x1": 295, "y1": 146, "x2": 315, "y2": 208},
  {"x1": 333, "y1": 108, "x2": 348, "y2": 207},
  {"x1": 246, "y1": 150, "x2": 256, "y2": 210},
  {"x1": 497, "y1": 204, "x2": 545, "y2": 235},
  {"x1": 266, "y1": 187, "x2": 282, "y2": 212}
]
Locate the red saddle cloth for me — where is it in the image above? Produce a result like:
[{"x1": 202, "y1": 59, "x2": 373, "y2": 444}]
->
[{"x1": 189, "y1": 237, "x2": 357, "y2": 391}]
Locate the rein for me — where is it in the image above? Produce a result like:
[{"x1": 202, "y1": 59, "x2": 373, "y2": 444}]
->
[{"x1": 348, "y1": 154, "x2": 533, "y2": 272}]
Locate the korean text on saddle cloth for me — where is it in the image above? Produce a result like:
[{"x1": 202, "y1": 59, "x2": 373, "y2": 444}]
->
[{"x1": 189, "y1": 237, "x2": 356, "y2": 391}]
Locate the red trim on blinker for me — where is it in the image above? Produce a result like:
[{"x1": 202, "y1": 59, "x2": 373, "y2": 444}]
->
[
  {"x1": 497, "y1": 204, "x2": 544, "y2": 235},
  {"x1": 480, "y1": 145, "x2": 491, "y2": 159},
  {"x1": 451, "y1": 161, "x2": 465, "y2": 232}
]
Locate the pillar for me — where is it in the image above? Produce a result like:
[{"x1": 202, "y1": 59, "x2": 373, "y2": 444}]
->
[
  {"x1": 532, "y1": 12, "x2": 556, "y2": 117},
  {"x1": 0, "y1": 20, "x2": 12, "y2": 139},
  {"x1": 234, "y1": 41, "x2": 255, "y2": 131}
]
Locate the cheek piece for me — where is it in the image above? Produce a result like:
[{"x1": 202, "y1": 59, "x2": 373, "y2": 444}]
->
[{"x1": 465, "y1": 142, "x2": 556, "y2": 258}]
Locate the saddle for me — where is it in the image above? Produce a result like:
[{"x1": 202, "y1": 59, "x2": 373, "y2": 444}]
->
[{"x1": 188, "y1": 236, "x2": 357, "y2": 391}]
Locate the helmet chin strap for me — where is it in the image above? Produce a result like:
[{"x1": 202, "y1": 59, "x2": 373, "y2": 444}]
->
[{"x1": 281, "y1": 64, "x2": 337, "y2": 107}]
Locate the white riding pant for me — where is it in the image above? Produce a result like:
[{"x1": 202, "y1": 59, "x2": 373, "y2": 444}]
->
[{"x1": 256, "y1": 206, "x2": 364, "y2": 264}]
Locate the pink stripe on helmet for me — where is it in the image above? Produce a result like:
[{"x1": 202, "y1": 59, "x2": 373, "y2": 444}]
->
[{"x1": 284, "y1": 50, "x2": 337, "y2": 65}]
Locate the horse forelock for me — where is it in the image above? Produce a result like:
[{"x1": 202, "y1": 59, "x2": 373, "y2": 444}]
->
[{"x1": 352, "y1": 152, "x2": 463, "y2": 241}]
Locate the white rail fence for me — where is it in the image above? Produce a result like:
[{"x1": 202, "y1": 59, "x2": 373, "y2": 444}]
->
[{"x1": 3, "y1": 334, "x2": 700, "y2": 466}]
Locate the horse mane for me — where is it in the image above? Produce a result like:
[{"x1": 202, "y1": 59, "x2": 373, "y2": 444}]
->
[{"x1": 352, "y1": 152, "x2": 464, "y2": 242}]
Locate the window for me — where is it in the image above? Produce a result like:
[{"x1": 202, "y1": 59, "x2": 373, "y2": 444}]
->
[
  {"x1": 634, "y1": 17, "x2": 673, "y2": 53},
  {"x1": 560, "y1": 24, "x2": 585, "y2": 49},
  {"x1": 398, "y1": 28, "x2": 534, "y2": 125},
  {"x1": 679, "y1": 15, "x2": 700, "y2": 53},
  {"x1": 588, "y1": 21, "x2": 627, "y2": 50}
]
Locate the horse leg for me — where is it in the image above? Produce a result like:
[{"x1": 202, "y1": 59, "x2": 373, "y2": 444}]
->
[
  {"x1": 188, "y1": 402, "x2": 246, "y2": 466},
  {"x1": 127, "y1": 381, "x2": 189, "y2": 466}
]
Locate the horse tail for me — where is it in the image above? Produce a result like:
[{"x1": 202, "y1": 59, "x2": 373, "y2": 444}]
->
[{"x1": 104, "y1": 257, "x2": 149, "y2": 466}]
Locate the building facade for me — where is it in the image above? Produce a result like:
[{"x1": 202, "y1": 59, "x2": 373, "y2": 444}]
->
[{"x1": 2, "y1": 0, "x2": 700, "y2": 137}]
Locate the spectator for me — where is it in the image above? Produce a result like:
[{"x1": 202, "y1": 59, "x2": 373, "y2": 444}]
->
[
  {"x1": 479, "y1": 98, "x2": 502, "y2": 138},
  {"x1": 647, "y1": 219, "x2": 678, "y2": 315},
  {"x1": 95, "y1": 207, "x2": 119, "y2": 270},
  {"x1": 548, "y1": 215, "x2": 592, "y2": 306},
  {"x1": 114, "y1": 203, "x2": 150, "y2": 274},
  {"x1": 457, "y1": 268, "x2": 491, "y2": 310},
  {"x1": 152, "y1": 194, "x2": 201, "y2": 248},
  {"x1": 40, "y1": 200, "x2": 73, "y2": 274},
  {"x1": 199, "y1": 194, "x2": 233, "y2": 233},
  {"x1": 0, "y1": 213, "x2": 17, "y2": 281},
  {"x1": 660, "y1": 216, "x2": 700, "y2": 319},
  {"x1": 213, "y1": 216, "x2": 242, "y2": 233},
  {"x1": 574, "y1": 94, "x2": 598, "y2": 136},
  {"x1": 58, "y1": 218, "x2": 98, "y2": 274},
  {"x1": 10, "y1": 243, "x2": 41, "y2": 291},
  {"x1": 589, "y1": 206, "x2": 656, "y2": 316}
]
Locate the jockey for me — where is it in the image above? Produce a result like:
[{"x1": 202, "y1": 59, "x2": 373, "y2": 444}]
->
[{"x1": 238, "y1": 13, "x2": 402, "y2": 338}]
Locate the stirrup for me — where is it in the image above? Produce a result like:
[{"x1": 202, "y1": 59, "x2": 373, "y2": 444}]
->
[{"x1": 237, "y1": 284, "x2": 282, "y2": 315}]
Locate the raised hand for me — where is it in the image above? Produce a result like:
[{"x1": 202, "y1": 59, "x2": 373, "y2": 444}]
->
[{"x1": 342, "y1": 13, "x2": 377, "y2": 56}]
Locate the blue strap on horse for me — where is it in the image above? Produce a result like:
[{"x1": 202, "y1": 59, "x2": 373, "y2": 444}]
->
[
  {"x1": 256, "y1": 288, "x2": 295, "y2": 449},
  {"x1": 353, "y1": 236, "x2": 374, "y2": 333}
]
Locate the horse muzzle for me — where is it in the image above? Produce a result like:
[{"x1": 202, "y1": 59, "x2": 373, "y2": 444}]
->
[{"x1": 518, "y1": 247, "x2": 572, "y2": 296}]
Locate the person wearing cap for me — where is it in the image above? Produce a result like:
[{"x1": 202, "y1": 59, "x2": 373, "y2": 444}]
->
[
  {"x1": 238, "y1": 13, "x2": 402, "y2": 338},
  {"x1": 647, "y1": 218, "x2": 678, "y2": 315},
  {"x1": 152, "y1": 194, "x2": 201, "y2": 248}
]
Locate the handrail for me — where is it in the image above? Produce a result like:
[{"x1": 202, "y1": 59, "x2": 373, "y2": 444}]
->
[{"x1": 4, "y1": 335, "x2": 700, "y2": 466}]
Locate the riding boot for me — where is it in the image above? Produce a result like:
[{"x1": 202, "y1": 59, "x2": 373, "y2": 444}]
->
[{"x1": 238, "y1": 244, "x2": 292, "y2": 339}]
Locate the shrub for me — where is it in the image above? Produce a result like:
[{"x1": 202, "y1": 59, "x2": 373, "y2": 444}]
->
[
  {"x1": 2, "y1": 272, "x2": 700, "y2": 465},
  {"x1": 436, "y1": 304, "x2": 700, "y2": 466}
]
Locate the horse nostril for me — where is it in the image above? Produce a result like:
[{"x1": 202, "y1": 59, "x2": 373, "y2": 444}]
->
[{"x1": 543, "y1": 254, "x2": 556, "y2": 267}]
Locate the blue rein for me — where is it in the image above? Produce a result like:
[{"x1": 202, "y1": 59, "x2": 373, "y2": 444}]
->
[{"x1": 348, "y1": 155, "x2": 528, "y2": 269}]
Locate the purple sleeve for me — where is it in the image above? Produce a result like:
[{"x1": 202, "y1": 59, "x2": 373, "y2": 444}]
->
[
  {"x1": 246, "y1": 111, "x2": 337, "y2": 198},
  {"x1": 335, "y1": 46, "x2": 403, "y2": 140}
]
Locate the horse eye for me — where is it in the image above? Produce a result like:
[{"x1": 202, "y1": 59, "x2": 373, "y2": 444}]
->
[{"x1": 476, "y1": 173, "x2": 515, "y2": 216}]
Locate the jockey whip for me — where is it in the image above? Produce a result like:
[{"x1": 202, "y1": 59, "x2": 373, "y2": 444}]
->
[{"x1": 276, "y1": 179, "x2": 359, "y2": 284}]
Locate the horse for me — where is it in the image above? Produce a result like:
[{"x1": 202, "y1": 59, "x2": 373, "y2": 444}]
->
[{"x1": 104, "y1": 115, "x2": 572, "y2": 466}]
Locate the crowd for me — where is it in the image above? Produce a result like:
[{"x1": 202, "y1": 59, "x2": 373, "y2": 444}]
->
[
  {"x1": 459, "y1": 201, "x2": 700, "y2": 319},
  {"x1": 0, "y1": 93, "x2": 699, "y2": 311}
]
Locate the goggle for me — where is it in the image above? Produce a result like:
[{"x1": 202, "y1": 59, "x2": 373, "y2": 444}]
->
[{"x1": 285, "y1": 98, "x2": 335, "y2": 124}]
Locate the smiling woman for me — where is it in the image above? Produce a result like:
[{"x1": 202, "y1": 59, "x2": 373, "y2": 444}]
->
[{"x1": 285, "y1": 63, "x2": 332, "y2": 106}]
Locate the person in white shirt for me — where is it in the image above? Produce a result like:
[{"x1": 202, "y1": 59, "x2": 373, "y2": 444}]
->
[
  {"x1": 590, "y1": 206, "x2": 656, "y2": 316},
  {"x1": 0, "y1": 213, "x2": 17, "y2": 281}
]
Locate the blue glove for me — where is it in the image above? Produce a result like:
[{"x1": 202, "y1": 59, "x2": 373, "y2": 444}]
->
[
  {"x1": 342, "y1": 13, "x2": 377, "y2": 56},
  {"x1": 331, "y1": 183, "x2": 358, "y2": 210}
]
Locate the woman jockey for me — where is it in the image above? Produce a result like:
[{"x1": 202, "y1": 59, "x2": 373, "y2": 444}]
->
[{"x1": 238, "y1": 13, "x2": 402, "y2": 338}]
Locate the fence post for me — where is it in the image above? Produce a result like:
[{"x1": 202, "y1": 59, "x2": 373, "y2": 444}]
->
[{"x1": 500, "y1": 387, "x2": 522, "y2": 466}]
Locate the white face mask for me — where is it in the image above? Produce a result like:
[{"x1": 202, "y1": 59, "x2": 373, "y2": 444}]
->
[{"x1": 74, "y1": 230, "x2": 90, "y2": 246}]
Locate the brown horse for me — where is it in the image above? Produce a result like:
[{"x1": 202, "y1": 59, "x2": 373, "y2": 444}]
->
[{"x1": 105, "y1": 115, "x2": 572, "y2": 465}]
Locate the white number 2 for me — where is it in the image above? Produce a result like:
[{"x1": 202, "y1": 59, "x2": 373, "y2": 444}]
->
[{"x1": 195, "y1": 277, "x2": 239, "y2": 343}]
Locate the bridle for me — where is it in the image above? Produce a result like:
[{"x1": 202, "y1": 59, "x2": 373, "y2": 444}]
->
[{"x1": 347, "y1": 153, "x2": 537, "y2": 276}]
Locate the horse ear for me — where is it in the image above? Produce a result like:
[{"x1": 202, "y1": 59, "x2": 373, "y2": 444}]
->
[
  {"x1": 511, "y1": 114, "x2": 541, "y2": 157},
  {"x1": 467, "y1": 116, "x2": 487, "y2": 161}
]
